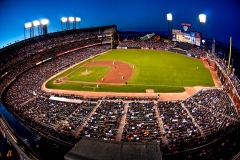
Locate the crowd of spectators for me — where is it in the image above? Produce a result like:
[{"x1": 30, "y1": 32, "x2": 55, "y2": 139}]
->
[
  {"x1": 3, "y1": 44, "x2": 109, "y2": 106},
  {"x1": 0, "y1": 26, "x2": 115, "y2": 73},
  {"x1": 1, "y1": 44, "x2": 110, "y2": 144},
  {"x1": 0, "y1": 40, "x2": 111, "y2": 99},
  {"x1": 207, "y1": 53, "x2": 228, "y2": 75},
  {"x1": 118, "y1": 39, "x2": 176, "y2": 50},
  {"x1": 121, "y1": 102, "x2": 161, "y2": 142},
  {"x1": 187, "y1": 48, "x2": 207, "y2": 58},
  {"x1": 183, "y1": 89, "x2": 239, "y2": 136},
  {"x1": 228, "y1": 74, "x2": 240, "y2": 95},
  {"x1": 164, "y1": 123, "x2": 240, "y2": 160},
  {"x1": 158, "y1": 101, "x2": 202, "y2": 152},
  {"x1": 80, "y1": 101, "x2": 124, "y2": 140},
  {"x1": 207, "y1": 52, "x2": 240, "y2": 96}
]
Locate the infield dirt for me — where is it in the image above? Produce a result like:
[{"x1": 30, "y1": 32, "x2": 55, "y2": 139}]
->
[{"x1": 83, "y1": 60, "x2": 134, "y2": 84}]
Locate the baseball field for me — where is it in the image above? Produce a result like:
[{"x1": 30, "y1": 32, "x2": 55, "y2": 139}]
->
[{"x1": 45, "y1": 49, "x2": 214, "y2": 93}]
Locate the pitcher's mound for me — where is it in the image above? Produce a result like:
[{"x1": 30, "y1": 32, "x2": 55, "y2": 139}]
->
[{"x1": 81, "y1": 71, "x2": 92, "y2": 75}]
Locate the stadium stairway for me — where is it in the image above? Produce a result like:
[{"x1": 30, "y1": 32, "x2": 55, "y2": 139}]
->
[
  {"x1": 115, "y1": 103, "x2": 128, "y2": 141},
  {"x1": 74, "y1": 102, "x2": 100, "y2": 137},
  {"x1": 154, "y1": 102, "x2": 168, "y2": 147},
  {"x1": 181, "y1": 103, "x2": 205, "y2": 137}
]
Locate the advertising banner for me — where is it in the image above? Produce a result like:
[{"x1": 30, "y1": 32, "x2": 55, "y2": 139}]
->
[
  {"x1": 172, "y1": 34, "x2": 176, "y2": 41},
  {"x1": 172, "y1": 29, "x2": 181, "y2": 35},
  {"x1": 190, "y1": 32, "x2": 196, "y2": 44},
  {"x1": 183, "y1": 33, "x2": 191, "y2": 43},
  {"x1": 195, "y1": 32, "x2": 201, "y2": 46},
  {"x1": 196, "y1": 38, "x2": 201, "y2": 46},
  {"x1": 176, "y1": 34, "x2": 183, "y2": 42}
]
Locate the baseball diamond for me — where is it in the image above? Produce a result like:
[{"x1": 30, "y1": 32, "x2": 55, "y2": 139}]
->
[{"x1": 44, "y1": 49, "x2": 215, "y2": 94}]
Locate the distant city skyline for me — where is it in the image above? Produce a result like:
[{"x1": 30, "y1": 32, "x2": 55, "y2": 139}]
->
[{"x1": 0, "y1": 0, "x2": 239, "y2": 50}]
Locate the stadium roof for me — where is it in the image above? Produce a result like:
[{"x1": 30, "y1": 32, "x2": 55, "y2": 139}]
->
[{"x1": 64, "y1": 137, "x2": 162, "y2": 160}]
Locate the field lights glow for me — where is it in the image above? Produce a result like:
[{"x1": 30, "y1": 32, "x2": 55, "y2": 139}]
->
[
  {"x1": 41, "y1": 19, "x2": 49, "y2": 25},
  {"x1": 76, "y1": 17, "x2": 81, "y2": 22},
  {"x1": 25, "y1": 22, "x2": 32, "y2": 28},
  {"x1": 33, "y1": 20, "x2": 40, "y2": 26},
  {"x1": 167, "y1": 13, "x2": 172, "y2": 21},
  {"x1": 61, "y1": 17, "x2": 68, "y2": 22},
  {"x1": 68, "y1": 17, "x2": 75, "y2": 22},
  {"x1": 199, "y1": 14, "x2": 206, "y2": 23}
]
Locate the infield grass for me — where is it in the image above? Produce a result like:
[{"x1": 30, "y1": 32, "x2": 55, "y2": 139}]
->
[
  {"x1": 45, "y1": 49, "x2": 214, "y2": 93},
  {"x1": 67, "y1": 66, "x2": 111, "y2": 82}
]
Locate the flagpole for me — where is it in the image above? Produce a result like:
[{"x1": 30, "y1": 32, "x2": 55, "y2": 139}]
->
[{"x1": 227, "y1": 37, "x2": 232, "y2": 75}]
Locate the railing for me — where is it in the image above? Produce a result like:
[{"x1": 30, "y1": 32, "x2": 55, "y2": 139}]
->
[{"x1": 0, "y1": 115, "x2": 40, "y2": 160}]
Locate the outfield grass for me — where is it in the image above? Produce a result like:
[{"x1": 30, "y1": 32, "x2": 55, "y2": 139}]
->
[{"x1": 45, "y1": 49, "x2": 214, "y2": 93}]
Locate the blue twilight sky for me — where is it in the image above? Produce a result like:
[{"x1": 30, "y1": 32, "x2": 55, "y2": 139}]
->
[{"x1": 0, "y1": 0, "x2": 240, "y2": 50}]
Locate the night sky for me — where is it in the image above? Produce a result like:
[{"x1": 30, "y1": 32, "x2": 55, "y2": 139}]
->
[{"x1": 0, "y1": 0, "x2": 240, "y2": 50}]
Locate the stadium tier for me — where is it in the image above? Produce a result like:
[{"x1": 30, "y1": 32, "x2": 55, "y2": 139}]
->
[{"x1": 0, "y1": 25, "x2": 239, "y2": 160}]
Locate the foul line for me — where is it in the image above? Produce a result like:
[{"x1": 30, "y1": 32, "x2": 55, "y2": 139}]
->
[{"x1": 83, "y1": 86, "x2": 96, "y2": 89}]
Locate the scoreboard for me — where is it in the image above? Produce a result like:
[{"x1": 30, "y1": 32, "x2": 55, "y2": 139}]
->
[
  {"x1": 172, "y1": 29, "x2": 201, "y2": 46},
  {"x1": 172, "y1": 23, "x2": 201, "y2": 46}
]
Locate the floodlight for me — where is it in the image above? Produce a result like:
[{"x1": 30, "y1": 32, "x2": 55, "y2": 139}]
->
[
  {"x1": 25, "y1": 22, "x2": 32, "y2": 28},
  {"x1": 76, "y1": 17, "x2": 81, "y2": 22},
  {"x1": 61, "y1": 17, "x2": 67, "y2": 22},
  {"x1": 199, "y1": 14, "x2": 206, "y2": 23},
  {"x1": 69, "y1": 17, "x2": 75, "y2": 22},
  {"x1": 41, "y1": 19, "x2": 49, "y2": 25},
  {"x1": 33, "y1": 20, "x2": 40, "y2": 26},
  {"x1": 167, "y1": 13, "x2": 172, "y2": 21}
]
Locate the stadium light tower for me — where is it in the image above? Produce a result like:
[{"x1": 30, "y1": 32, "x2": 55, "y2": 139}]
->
[
  {"x1": 167, "y1": 13, "x2": 173, "y2": 39},
  {"x1": 24, "y1": 22, "x2": 34, "y2": 39},
  {"x1": 33, "y1": 20, "x2": 42, "y2": 36},
  {"x1": 199, "y1": 14, "x2": 206, "y2": 23},
  {"x1": 166, "y1": 13, "x2": 173, "y2": 49},
  {"x1": 76, "y1": 17, "x2": 81, "y2": 29},
  {"x1": 199, "y1": 14, "x2": 207, "y2": 51},
  {"x1": 69, "y1": 17, "x2": 75, "y2": 29},
  {"x1": 61, "y1": 16, "x2": 81, "y2": 30},
  {"x1": 41, "y1": 19, "x2": 49, "y2": 35},
  {"x1": 61, "y1": 17, "x2": 68, "y2": 31}
]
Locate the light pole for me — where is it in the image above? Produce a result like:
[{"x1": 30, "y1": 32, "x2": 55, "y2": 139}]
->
[
  {"x1": 68, "y1": 17, "x2": 75, "y2": 29},
  {"x1": 166, "y1": 13, "x2": 173, "y2": 49},
  {"x1": 199, "y1": 14, "x2": 207, "y2": 51},
  {"x1": 24, "y1": 22, "x2": 32, "y2": 39},
  {"x1": 76, "y1": 17, "x2": 81, "y2": 29},
  {"x1": 24, "y1": 18, "x2": 49, "y2": 39},
  {"x1": 61, "y1": 17, "x2": 68, "y2": 31},
  {"x1": 33, "y1": 20, "x2": 42, "y2": 36},
  {"x1": 61, "y1": 17, "x2": 81, "y2": 30},
  {"x1": 41, "y1": 19, "x2": 49, "y2": 35}
]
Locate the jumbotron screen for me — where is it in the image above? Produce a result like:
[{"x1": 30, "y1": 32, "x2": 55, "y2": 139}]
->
[{"x1": 172, "y1": 29, "x2": 201, "y2": 46}]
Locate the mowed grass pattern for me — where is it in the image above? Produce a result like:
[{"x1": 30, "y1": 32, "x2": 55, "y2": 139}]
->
[{"x1": 46, "y1": 49, "x2": 214, "y2": 93}]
